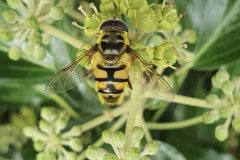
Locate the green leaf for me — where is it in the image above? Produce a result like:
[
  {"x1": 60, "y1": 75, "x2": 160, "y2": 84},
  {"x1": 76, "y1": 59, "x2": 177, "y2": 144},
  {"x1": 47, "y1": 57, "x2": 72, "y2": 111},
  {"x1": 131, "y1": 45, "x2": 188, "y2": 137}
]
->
[
  {"x1": 151, "y1": 141, "x2": 187, "y2": 160},
  {"x1": 178, "y1": 0, "x2": 240, "y2": 70}
]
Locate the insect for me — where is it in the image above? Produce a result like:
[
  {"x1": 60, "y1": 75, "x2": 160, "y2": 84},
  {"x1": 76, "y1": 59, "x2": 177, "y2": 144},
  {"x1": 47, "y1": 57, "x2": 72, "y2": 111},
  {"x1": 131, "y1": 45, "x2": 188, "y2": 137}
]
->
[{"x1": 46, "y1": 19, "x2": 174, "y2": 105}]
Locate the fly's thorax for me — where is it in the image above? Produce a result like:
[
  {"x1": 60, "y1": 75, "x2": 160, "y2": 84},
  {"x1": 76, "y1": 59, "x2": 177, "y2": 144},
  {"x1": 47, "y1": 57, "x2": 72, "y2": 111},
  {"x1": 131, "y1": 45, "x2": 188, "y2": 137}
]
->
[{"x1": 96, "y1": 30, "x2": 129, "y2": 64}]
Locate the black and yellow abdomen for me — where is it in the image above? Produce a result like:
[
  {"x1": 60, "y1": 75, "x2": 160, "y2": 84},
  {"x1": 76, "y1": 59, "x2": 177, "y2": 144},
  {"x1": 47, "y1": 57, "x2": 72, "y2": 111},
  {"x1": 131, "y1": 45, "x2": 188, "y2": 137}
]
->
[{"x1": 92, "y1": 51, "x2": 131, "y2": 104}]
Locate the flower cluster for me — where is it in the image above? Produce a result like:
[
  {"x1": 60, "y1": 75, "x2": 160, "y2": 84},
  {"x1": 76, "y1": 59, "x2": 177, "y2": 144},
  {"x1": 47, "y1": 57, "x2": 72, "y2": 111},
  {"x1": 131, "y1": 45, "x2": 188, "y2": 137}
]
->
[
  {"x1": 0, "y1": 0, "x2": 72, "y2": 61},
  {"x1": 86, "y1": 127, "x2": 159, "y2": 160},
  {"x1": 202, "y1": 70, "x2": 240, "y2": 141},
  {"x1": 75, "y1": 0, "x2": 184, "y2": 69},
  {"x1": 0, "y1": 107, "x2": 36, "y2": 153},
  {"x1": 24, "y1": 107, "x2": 83, "y2": 160}
]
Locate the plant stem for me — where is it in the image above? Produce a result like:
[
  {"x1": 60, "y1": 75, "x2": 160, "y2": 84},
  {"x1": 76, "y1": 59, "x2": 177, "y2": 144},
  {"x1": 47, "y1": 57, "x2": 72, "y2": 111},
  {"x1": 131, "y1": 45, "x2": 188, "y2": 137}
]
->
[
  {"x1": 77, "y1": 116, "x2": 127, "y2": 160},
  {"x1": 147, "y1": 115, "x2": 203, "y2": 130},
  {"x1": 80, "y1": 104, "x2": 129, "y2": 132},
  {"x1": 147, "y1": 94, "x2": 210, "y2": 108},
  {"x1": 39, "y1": 23, "x2": 83, "y2": 49},
  {"x1": 124, "y1": 88, "x2": 144, "y2": 150}
]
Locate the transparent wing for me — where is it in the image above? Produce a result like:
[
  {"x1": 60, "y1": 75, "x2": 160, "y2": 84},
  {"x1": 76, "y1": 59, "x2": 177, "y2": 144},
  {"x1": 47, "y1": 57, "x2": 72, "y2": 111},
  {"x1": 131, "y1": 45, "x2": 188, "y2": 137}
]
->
[
  {"x1": 45, "y1": 47, "x2": 96, "y2": 93},
  {"x1": 128, "y1": 48, "x2": 174, "y2": 100}
]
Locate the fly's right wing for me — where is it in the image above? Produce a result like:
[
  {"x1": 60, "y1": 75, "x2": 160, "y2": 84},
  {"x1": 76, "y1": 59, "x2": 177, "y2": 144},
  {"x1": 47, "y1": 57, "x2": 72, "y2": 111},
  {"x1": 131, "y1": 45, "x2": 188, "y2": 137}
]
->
[{"x1": 45, "y1": 47, "x2": 96, "y2": 93}]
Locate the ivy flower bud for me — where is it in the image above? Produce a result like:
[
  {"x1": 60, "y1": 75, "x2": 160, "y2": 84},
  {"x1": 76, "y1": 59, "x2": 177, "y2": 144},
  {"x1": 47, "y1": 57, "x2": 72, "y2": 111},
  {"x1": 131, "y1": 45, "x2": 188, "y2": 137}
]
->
[
  {"x1": 232, "y1": 117, "x2": 240, "y2": 132},
  {"x1": 205, "y1": 94, "x2": 220, "y2": 105},
  {"x1": 156, "y1": 6, "x2": 180, "y2": 30},
  {"x1": 127, "y1": 8, "x2": 139, "y2": 23},
  {"x1": 100, "y1": 0, "x2": 117, "y2": 17},
  {"x1": 86, "y1": 145, "x2": 106, "y2": 160},
  {"x1": 143, "y1": 141, "x2": 159, "y2": 155},
  {"x1": 33, "y1": 45, "x2": 45, "y2": 60},
  {"x1": 49, "y1": 6, "x2": 65, "y2": 21},
  {"x1": 153, "y1": 42, "x2": 177, "y2": 68},
  {"x1": 84, "y1": 17, "x2": 100, "y2": 36},
  {"x1": 0, "y1": 29, "x2": 14, "y2": 41},
  {"x1": 202, "y1": 111, "x2": 219, "y2": 124},
  {"x1": 136, "y1": 47, "x2": 154, "y2": 63},
  {"x1": 9, "y1": 47, "x2": 22, "y2": 61},
  {"x1": 131, "y1": 126, "x2": 144, "y2": 145},
  {"x1": 126, "y1": 147, "x2": 140, "y2": 160},
  {"x1": 67, "y1": 138, "x2": 83, "y2": 152},
  {"x1": 41, "y1": 107, "x2": 60, "y2": 122},
  {"x1": 64, "y1": 152, "x2": 77, "y2": 160},
  {"x1": 119, "y1": 0, "x2": 128, "y2": 14},
  {"x1": 221, "y1": 80, "x2": 234, "y2": 94},
  {"x1": 2, "y1": 10, "x2": 19, "y2": 24},
  {"x1": 215, "y1": 125, "x2": 228, "y2": 141},
  {"x1": 55, "y1": 116, "x2": 69, "y2": 133},
  {"x1": 135, "y1": 8, "x2": 158, "y2": 33},
  {"x1": 28, "y1": 31, "x2": 42, "y2": 44},
  {"x1": 216, "y1": 70, "x2": 229, "y2": 84},
  {"x1": 103, "y1": 153, "x2": 118, "y2": 160},
  {"x1": 39, "y1": 120, "x2": 53, "y2": 134},
  {"x1": 211, "y1": 75, "x2": 221, "y2": 88},
  {"x1": 102, "y1": 130, "x2": 114, "y2": 144},
  {"x1": 26, "y1": 17, "x2": 39, "y2": 29},
  {"x1": 111, "y1": 131, "x2": 125, "y2": 148},
  {"x1": 181, "y1": 30, "x2": 197, "y2": 44},
  {"x1": 139, "y1": 156, "x2": 151, "y2": 160},
  {"x1": 218, "y1": 106, "x2": 232, "y2": 118},
  {"x1": 7, "y1": 0, "x2": 23, "y2": 9},
  {"x1": 127, "y1": 0, "x2": 148, "y2": 8},
  {"x1": 62, "y1": 126, "x2": 82, "y2": 138},
  {"x1": 33, "y1": 140, "x2": 45, "y2": 151},
  {"x1": 36, "y1": 151, "x2": 57, "y2": 160}
]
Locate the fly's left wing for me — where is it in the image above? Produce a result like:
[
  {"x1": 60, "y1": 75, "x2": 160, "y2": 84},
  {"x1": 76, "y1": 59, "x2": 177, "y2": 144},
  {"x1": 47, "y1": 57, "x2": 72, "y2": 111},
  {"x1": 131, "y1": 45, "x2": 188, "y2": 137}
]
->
[
  {"x1": 128, "y1": 47, "x2": 175, "y2": 100},
  {"x1": 45, "y1": 47, "x2": 96, "y2": 93}
]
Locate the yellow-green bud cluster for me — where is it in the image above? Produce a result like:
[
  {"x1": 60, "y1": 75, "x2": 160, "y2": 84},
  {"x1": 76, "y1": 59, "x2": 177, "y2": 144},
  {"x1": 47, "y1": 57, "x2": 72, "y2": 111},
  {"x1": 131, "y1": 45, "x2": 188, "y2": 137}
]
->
[
  {"x1": 23, "y1": 107, "x2": 83, "y2": 160},
  {"x1": 203, "y1": 70, "x2": 240, "y2": 141},
  {"x1": 1, "y1": 0, "x2": 72, "y2": 61},
  {"x1": 86, "y1": 127, "x2": 159, "y2": 160}
]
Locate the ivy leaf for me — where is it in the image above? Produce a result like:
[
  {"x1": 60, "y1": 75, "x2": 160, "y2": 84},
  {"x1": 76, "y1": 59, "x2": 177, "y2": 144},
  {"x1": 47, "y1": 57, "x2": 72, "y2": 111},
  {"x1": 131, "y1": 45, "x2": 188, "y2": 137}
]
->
[{"x1": 177, "y1": 0, "x2": 240, "y2": 70}]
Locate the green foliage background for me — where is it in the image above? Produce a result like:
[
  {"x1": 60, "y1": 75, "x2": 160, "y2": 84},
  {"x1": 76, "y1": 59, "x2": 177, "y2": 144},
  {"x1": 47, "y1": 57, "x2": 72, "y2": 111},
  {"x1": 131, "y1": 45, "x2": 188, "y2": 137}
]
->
[{"x1": 0, "y1": 0, "x2": 240, "y2": 159}]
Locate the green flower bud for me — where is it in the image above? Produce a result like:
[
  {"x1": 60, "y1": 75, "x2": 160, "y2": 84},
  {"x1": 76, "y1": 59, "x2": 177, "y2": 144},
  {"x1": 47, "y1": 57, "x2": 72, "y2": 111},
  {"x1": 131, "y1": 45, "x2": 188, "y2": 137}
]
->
[
  {"x1": 211, "y1": 75, "x2": 221, "y2": 88},
  {"x1": 59, "y1": 0, "x2": 73, "y2": 13},
  {"x1": 102, "y1": 130, "x2": 114, "y2": 144},
  {"x1": 39, "y1": 120, "x2": 53, "y2": 134},
  {"x1": 84, "y1": 17, "x2": 100, "y2": 36},
  {"x1": 2, "y1": 10, "x2": 18, "y2": 24},
  {"x1": 23, "y1": 127, "x2": 47, "y2": 141},
  {"x1": 143, "y1": 141, "x2": 159, "y2": 155},
  {"x1": 36, "y1": 151, "x2": 57, "y2": 160},
  {"x1": 68, "y1": 138, "x2": 83, "y2": 152},
  {"x1": 232, "y1": 117, "x2": 240, "y2": 132},
  {"x1": 127, "y1": 0, "x2": 148, "y2": 9},
  {"x1": 135, "y1": 7, "x2": 158, "y2": 33},
  {"x1": 42, "y1": 33, "x2": 52, "y2": 45},
  {"x1": 62, "y1": 126, "x2": 82, "y2": 138},
  {"x1": 100, "y1": 1, "x2": 117, "y2": 17},
  {"x1": 216, "y1": 70, "x2": 229, "y2": 84},
  {"x1": 219, "y1": 106, "x2": 232, "y2": 118},
  {"x1": 64, "y1": 152, "x2": 77, "y2": 160},
  {"x1": 119, "y1": 0, "x2": 128, "y2": 14},
  {"x1": 131, "y1": 126, "x2": 144, "y2": 145},
  {"x1": 9, "y1": 47, "x2": 22, "y2": 61},
  {"x1": 215, "y1": 125, "x2": 228, "y2": 141},
  {"x1": 55, "y1": 111, "x2": 70, "y2": 133},
  {"x1": 153, "y1": 43, "x2": 177, "y2": 68},
  {"x1": 126, "y1": 147, "x2": 140, "y2": 160},
  {"x1": 41, "y1": 107, "x2": 60, "y2": 122},
  {"x1": 156, "y1": 6, "x2": 180, "y2": 30},
  {"x1": 25, "y1": 43, "x2": 34, "y2": 56},
  {"x1": 0, "y1": 29, "x2": 14, "y2": 41},
  {"x1": 221, "y1": 80, "x2": 234, "y2": 94},
  {"x1": 103, "y1": 153, "x2": 118, "y2": 160},
  {"x1": 86, "y1": 145, "x2": 106, "y2": 160},
  {"x1": 205, "y1": 94, "x2": 220, "y2": 105},
  {"x1": 49, "y1": 6, "x2": 65, "y2": 20},
  {"x1": 26, "y1": 17, "x2": 39, "y2": 29},
  {"x1": 7, "y1": 0, "x2": 23, "y2": 9},
  {"x1": 33, "y1": 140, "x2": 45, "y2": 151},
  {"x1": 28, "y1": 31, "x2": 42, "y2": 44},
  {"x1": 202, "y1": 111, "x2": 219, "y2": 124},
  {"x1": 111, "y1": 131, "x2": 125, "y2": 148},
  {"x1": 33, "y1": 45, "x2": 45, "y2": 60},
  {"x1": 127, "y1": 8, "x2": 139, "y2": 23}
]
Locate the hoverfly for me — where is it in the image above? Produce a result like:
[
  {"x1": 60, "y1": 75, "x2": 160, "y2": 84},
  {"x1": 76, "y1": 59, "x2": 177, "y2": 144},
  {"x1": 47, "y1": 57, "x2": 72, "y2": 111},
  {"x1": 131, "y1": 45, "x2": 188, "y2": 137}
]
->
[{"x1": 46, "y1": 19, "x2": 174, "y2": 104}]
